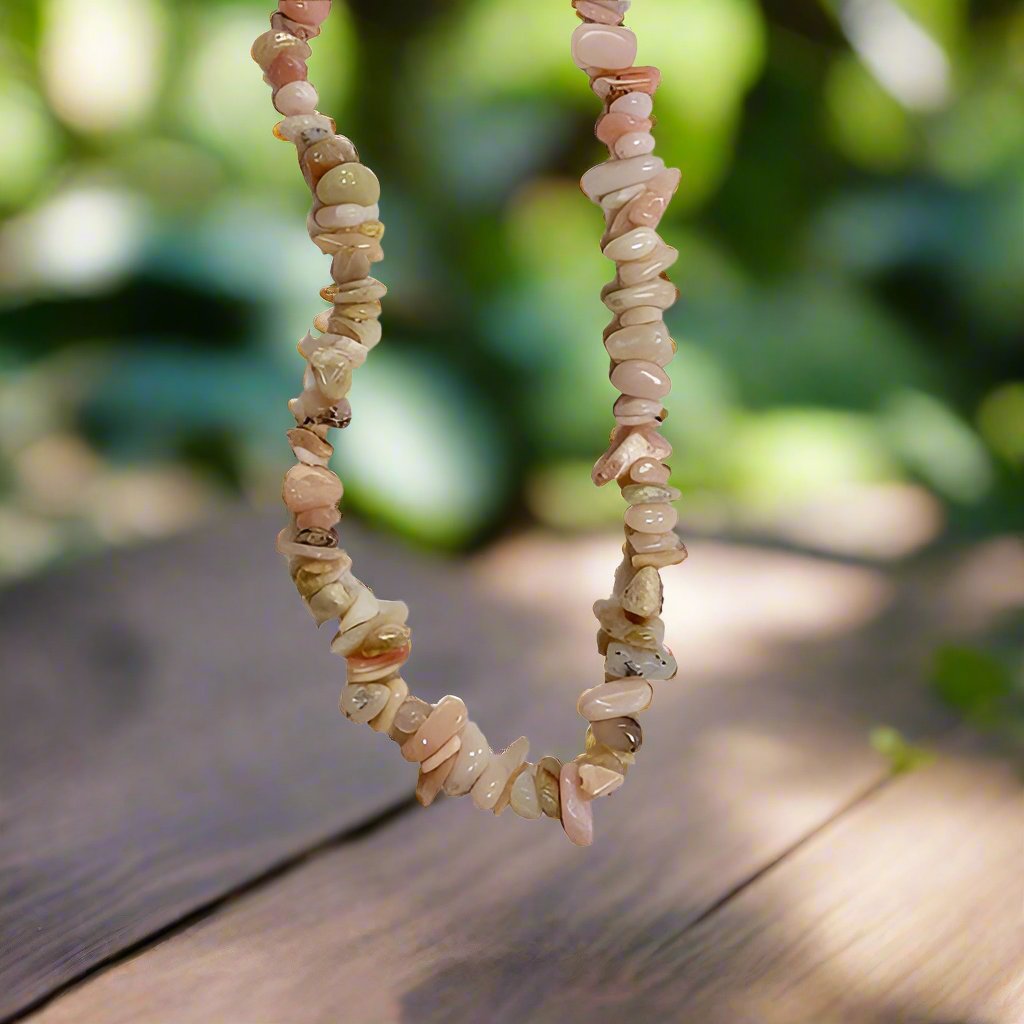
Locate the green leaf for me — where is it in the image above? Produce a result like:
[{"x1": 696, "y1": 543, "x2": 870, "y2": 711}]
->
[
  {"x1": 931, "y1": 644, "x2": 1014, "y2": 725},
  {"x1": 870, "y1": 726, "x2": 935, "y2": 775}
]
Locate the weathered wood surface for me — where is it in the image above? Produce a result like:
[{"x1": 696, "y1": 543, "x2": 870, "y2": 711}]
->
[
  {"x1": 2, "y1": 517, "x2": 1021, "y2": 1023},
  {"x1": 0, "y1": 513, "x2": 545, "y2": 1021}
]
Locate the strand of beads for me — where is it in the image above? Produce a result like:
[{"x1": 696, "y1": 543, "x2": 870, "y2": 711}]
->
[
  {"x1": 255, "y1": 0, "x2": 684, "y2": 847},
  {"x1": 571, "y1": 0, "x2": 686, "y2": 800}
]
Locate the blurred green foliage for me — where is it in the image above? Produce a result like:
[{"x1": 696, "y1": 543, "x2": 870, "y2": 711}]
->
[{"x1": 0, "y1": 0, "x2": 1021, "y2": 576}]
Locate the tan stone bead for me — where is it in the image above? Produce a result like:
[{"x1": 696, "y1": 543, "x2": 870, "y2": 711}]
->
[
  {"x1": 416, "y1": 750, "x2": 457, "y2": 807},
  {"x1": 326, "y1": 277, "x2": 387, "y2": 304},
  {"x1": 471, "y1": 736, "x2": 529, "y2": 811},
  {"x1": 334, "y1": 300, "x2": 381, "y2": 323},
  {"x1": 535, "y1": 756, "x2": 563, "y2": 818},
  {"x1": 577, "y1": 679, "x2": 654, "y2": 721},
  {"x1": 421, "y1": 733, "x2": 462, "y2": 774},
  {"x1": 591, "y1": 716, "x2": 643, "y2": 754},
  {"x1": 346, "y1": 643, "x2": 411, "y2": 683},
  {"x1": 593, "y1": 598, "x2": 665, "y2": 648},
  {"x1": 369, "y1": 676, "x2": 408, "y2": 734},
  {"x1": 624, "y1": 502, "x2": 678, "y2": 534},
  {"x1": 621, "y1": 483, "x2": 680, "y2": 505},
  {"x1": 339, "y1": 683, "x2": 390, "y2": 724},
  {"x1": 312, "y1": 233, "x2": 384, "y2": 261},
  {"x1": 389, "y1": 696, "x2": 432, "y2": 742},
  {"x1": 622, "y1": 566, "x2": 663, "y2": 619},
  {"x1": 309, "y1": 347, "x2": 353, "y2": 401},
  {"x1": 316, "y1": 163, "x2": 381, "y2": 206},
  {"x1": 301, "y1": 136, "x2": 359, "y2": 187},
  {"x1": 287, "y1": 426, "x2": 333, "y2": 466},
  {"x1": 577, "y1": 744, "x2": 633, "y2": 774},
  {"x1": 401, "y1": 695, "x2": 468, "y2": 763},
  {"x1": 493, "y1": 762, "x2": 528, "y2": 817},
  {"x1": 509, "y1": 765, "x2": 543, "y2": 820},
  {"x1": 443, "y1": 721, "x2": 492, "y2": 796},
  {"x1": 251, "y1": 30, "x2": 311, "y2": 71},
  {"x1": 293, "y1": 557, "x2": 340, "y2": 595},
  {"x1": 359, "y1": 622, "x2": 411, "y2": 657},
  {"x1": 632, "y1": 546, "x2": 688, "y2": 570},
  {"x1": 331, "y1": 249, "x2": 372, "y2": 284},
  {"x1": 295, "y1": 506, "x2": 341, "y2": 532},
  {"x1": 578, "y1": 763, "x2": 624, "y2": 799},
  {"x1": 628, "y1": 457, "x2": 671, "y2": 485},
  {"x1": 306, "y1": 584, "x2": 350, "y2": 626}
]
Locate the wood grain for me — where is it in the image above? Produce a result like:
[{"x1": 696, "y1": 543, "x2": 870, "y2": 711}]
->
[
  {"x1": 0, "y1": 512, "x2": 550, "y2": 1021},
  {"x1": 20, "y1": 532, "x2": 1018, "y2": 1024}
]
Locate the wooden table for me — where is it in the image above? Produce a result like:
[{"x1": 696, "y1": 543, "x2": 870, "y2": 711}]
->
[{"x1": 2, "y1": 513, "x2": 1021, "y2": 1023}]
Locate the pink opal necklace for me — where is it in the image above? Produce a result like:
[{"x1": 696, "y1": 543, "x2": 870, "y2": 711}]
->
[{"x1": 256, "y1": 0, "x2": 684, "y2": 846}]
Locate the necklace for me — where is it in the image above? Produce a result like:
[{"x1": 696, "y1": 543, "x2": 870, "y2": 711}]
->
[{"x1": 254, "y1": 0, "x2": 684, "y2": 847}]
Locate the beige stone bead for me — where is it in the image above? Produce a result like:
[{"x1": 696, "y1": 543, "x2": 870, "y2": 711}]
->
[
  {"x1": 621, "y1": 483, "x2": 681, "y2": 505},
  {"x1": 577, "y1": 679, "x2": 654, "y2": 721},
  {"x1": 333, "y1": 599, "x2": 408, "y2": 658},
  {"x1": 603, "y1": 226, "x2": 659, "y2": 262},
  {"x1": 309, "y1": 347, "x2": 353, "y2": 401},
  {"x1": 315, "y1": 203, "x2": 379, "y2": 230},
  {"x1": 614, "y1": 395, "x2": 664, "y2": 427},
  {"x1": 339, "y1": 683, "x2": 390, "y2": 724},
  {"x1": 313, "y1": 233, "x2": 384, "y2": 261},
  {"x1": 618, "y1": 245, "x2": 679, "y2": 286},
  {"x1": 304, "y1": 333, "x2": 369, "y2": 370},
  {"x1": 626, "y1": 528, "x2": 682, "y2": 554},
  {"x1": 307, "y1": 581, "x2": 353, "y2": 625},
  {"x1": 416, "y1": 750, "x2": 457, "y2": 807},
  {"x1": 592, "y1": 428, "x2": 672, "y2": 487},
  {"x1": 331, "y1": 249, "x2": 372, "y2": 284},
  {"x1": 329, "y1": 584, "x2": 379, "y2": 655},
  {"x1": 492, "y1": 762, "x2": 527, "y2": 816},
  {"x1": 594, "y1": 597, "x2": 666, "y2": 643},
  {"x1": 329, "y1": 277, "x2": 388, "y2": 304},
  {"x1": 292, "y1": 556, "x2": 343, "y2": 595},
  {"x1": 509, "y1": 765, "x2": 543, "y2": 819},
  {"x1": 369, "y1": 676, "x2": 408, "y2": 734},
  {"x1": 251, "y1": 30, "x2": 311, "y2": 71},
  {"x1": 605, "y1": 322, "x2": 674, "y2": 366},
  {"x1": 287, "y1": 426, "x2": 333, "y2": 467},
  {"x1": 471, "y1": 736, "x2": 529, "y2": 811},
  {"x1": 633, "y1": 546, "x2": 688, "y2": 570},
  {"x1": 401, "y1": 695, "x2": 468, "y2": 763},
  {"x1": 578, "y1": 742, "x2": 634, "y2": 772},
  {"x1": 421, "y1": 733, "x2": 462, "y2": 774},
  {"x1": 622, "y1": 566, "x2": 663, "y2": 619},
  {"x1": 274, "y1": 112, "x2": 334, "y2": 146},
  {"x1": 443, "y1": 722, "x2": 492, "y2": 797},
  {"x1": 620, "y1": 305, "x2": 664, "y2": 326},
  {"x1": 603, "y1": 277, "x2": 678, "y2": 313},
  {"x1": 578, "y1": 763, "x2": 625, "y2": 799},
  {"x1": 294, "y1": 505, "x2": 342, "y2": 532},
  {"x1": 282, "y1": 464, "x2": 342, "y2": 513},
  {"x1": 600, "y1": 182, "x2": 647, "y2": 215},
  {"x1": 581, "y1": 155, "x2": 665, "y2": 203},
  {"x1": 535, "y1": 756, "x2": 563, "y2": 818}
]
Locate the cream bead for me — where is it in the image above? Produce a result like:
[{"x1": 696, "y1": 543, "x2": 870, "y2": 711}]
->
[
  {"x1": 614, "y1": 131, "x2": 656, "y2": 159},
  {"x1": 274, "y1": 80, "x2": 319, "y2": 116},
  {"x1": 581, "y1": 155, "x2": 665, "y2": 203}
]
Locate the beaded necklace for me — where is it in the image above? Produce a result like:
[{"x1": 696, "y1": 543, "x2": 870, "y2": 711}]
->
[{"x1": 255, "y1": 0, "x2": 684, "y2": 846}]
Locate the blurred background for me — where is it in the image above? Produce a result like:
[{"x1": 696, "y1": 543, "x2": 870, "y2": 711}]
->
[{"x1": 0, "y1": 0, "x2": 1020, "y2": 727}]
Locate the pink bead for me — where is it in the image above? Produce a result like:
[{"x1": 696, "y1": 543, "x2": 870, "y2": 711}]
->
[
  {"x1": 266, "y1": 53, "x2": 308, "y2": 90},
  {"x1": 610, "y1": 92, "x2": 654, "y2": 118},
  {"x1": 595, "y1": 112, "x2": 652, "y2": 146},
  {"x1": 624, "y1": 502, "x2": 678, "y2": 534},
  {"x1": 559, "y1": 764, "x2": 594, "y2": 847},
  {"x1": 274, "y1": 80, "x2": 319, "y2": 116},
  {"x1": 614, "y1": 131, "x2": 656, "y2": 159},
  {"x1": 610, "y1": 359, "x2": 670, "y2": 400},
  {"x1": 279, "y1": 0, "x2": 332, "y2": 25},
  {"x1": 571, "y1": 23, "x2": 637, "y2": 71}
]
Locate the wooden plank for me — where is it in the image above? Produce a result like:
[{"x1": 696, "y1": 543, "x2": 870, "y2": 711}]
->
[
  {"x1": 0, "y1": 512, "x2": 541, "y2": 1021},
  {"x1": 22, "y1": 536, "x2": 1015, "y2": 1024}
]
